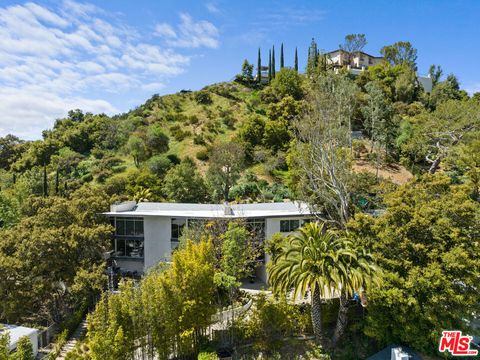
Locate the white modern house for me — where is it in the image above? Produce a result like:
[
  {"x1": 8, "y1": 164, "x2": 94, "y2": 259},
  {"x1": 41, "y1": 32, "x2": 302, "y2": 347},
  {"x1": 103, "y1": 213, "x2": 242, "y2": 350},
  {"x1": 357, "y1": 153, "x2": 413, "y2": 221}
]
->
[
  {"x1": 0, "y1": 324, "x2": 38, "y2": 357},
  {"x1": 104, "y1": 201, "x2": 312, "y2": 282}
]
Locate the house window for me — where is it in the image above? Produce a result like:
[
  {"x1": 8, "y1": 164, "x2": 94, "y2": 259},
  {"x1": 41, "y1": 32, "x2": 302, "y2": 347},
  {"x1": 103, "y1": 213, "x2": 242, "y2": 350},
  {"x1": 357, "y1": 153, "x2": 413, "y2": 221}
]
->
[
  {"x1": 112, "y1": 217, "x2": 144, "y2": 258},
  {"x1": 280, "y1": 219, "x2": 300, "y2": 232},
  {"x1": 246, "y1": 218, "x2": 266, "y2": 240},
  {"x1": 115, "y1": 217, "x2": 144, "y2": 237},
  {"x1": 171, "y1": 218, "x2": 186, "y2": 242},
  {"x1": 115, "y1": 239, "x2": 144, "y2": 258}
]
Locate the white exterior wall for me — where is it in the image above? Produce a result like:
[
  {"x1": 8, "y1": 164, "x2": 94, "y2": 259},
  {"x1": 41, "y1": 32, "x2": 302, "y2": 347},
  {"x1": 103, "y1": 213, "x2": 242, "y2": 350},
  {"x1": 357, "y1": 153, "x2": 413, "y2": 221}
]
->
[
  {"x1": 7, "y1": 328, "x2": 38, "y2": 358},
  {"x1": 143, "y1": 216, "x2": 172, "y2": 271},
  {"x1": 256, "y1": 217, "x2": 306, "y2": 284}
]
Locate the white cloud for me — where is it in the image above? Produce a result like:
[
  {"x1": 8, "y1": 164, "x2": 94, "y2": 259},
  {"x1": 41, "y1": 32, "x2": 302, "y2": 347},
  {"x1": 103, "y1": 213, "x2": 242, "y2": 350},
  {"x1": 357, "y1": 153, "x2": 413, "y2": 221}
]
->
[
  {"x1": 155, "y1": 13, "x2": 219, "y2": 49},
  {"x1": 0, "y1": 0, "x2": 195, "y2": 139},
  {"x1": 155, "y1": 23, "x2": 177, "y2": 38},
  {"x1": 0, "y1": 87, "x2": 116, "y2": 140},
  {"x1": 205, "y1": 2, "x2": 221, "y2": 14}
]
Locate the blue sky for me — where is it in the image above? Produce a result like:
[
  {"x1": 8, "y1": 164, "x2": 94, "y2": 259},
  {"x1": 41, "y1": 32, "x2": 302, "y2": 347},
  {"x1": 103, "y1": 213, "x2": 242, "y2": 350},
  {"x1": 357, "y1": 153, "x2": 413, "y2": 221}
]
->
[{"x1": 1, "y1": 0, "x2": 480, "y2": 139}]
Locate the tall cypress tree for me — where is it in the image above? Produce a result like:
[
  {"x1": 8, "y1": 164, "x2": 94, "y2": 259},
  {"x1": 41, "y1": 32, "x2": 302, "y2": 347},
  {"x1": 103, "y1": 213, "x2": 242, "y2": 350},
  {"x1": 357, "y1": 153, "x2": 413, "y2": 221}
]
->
[
  {"x1": 280, "y1": 43, "x2": 284, "y2": 69},
  {"x1": 257, "y1": 48, "x2": 261, "y2": 83},
  {"x1": 268, "y1": 49, "x2": 272, "y2": 82},
  {"x1": 307, "y1": 38, "x2": 319, "y2": 76},
  {"x1": 294, "y1": 47, "x2": 298, "y2": 72},
  {"x1": 272, "y1": 45, "x2": 276, "y2": 78}
]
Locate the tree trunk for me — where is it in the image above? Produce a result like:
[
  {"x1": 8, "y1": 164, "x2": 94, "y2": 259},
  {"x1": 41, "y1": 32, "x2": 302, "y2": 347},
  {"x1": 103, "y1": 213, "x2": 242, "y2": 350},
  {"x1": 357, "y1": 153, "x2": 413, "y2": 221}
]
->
[
  {"x1": 428, "y1": 156, "x2": 442, "y2": 174},
  {"x1": 333, "y1": 290, "x2": 349, "y2": 346},
  {"x1": 311, "y1": 285, "x2": 323, "y2": 341},
  {"x1": 55, "y1": 169, "x2": 59, "y2": 195},
  {"x1": 43, "y1": 163, "x2": 48, "y2": 197}
]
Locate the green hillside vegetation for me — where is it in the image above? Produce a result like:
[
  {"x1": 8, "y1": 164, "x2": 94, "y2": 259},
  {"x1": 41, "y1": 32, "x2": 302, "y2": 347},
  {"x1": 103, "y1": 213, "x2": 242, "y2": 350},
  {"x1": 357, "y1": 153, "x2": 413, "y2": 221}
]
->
[{"x1": 0, "y1": 35, "x2": 479, "y2": 359}]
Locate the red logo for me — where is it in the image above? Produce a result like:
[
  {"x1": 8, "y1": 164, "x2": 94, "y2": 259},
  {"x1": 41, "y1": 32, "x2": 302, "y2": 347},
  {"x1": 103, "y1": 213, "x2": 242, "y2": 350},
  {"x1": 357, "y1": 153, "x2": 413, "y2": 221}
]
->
[{"x1": 439, "y1": 331, "x2": 478, "y2": 356}]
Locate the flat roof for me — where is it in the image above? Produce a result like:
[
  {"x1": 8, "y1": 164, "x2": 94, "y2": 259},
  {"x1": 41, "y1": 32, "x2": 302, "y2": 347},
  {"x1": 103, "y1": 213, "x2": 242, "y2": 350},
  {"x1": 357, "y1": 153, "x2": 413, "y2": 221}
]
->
[{"x1": 104, "y1": 201, "x2": 311, "y2": 218}]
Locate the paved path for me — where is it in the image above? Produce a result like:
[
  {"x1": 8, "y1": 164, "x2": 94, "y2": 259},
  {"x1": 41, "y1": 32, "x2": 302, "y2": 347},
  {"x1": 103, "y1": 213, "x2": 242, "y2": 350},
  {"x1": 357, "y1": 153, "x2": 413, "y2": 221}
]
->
[{"x1": 56, "y1": 319, "x2": 88, "y2": 360}]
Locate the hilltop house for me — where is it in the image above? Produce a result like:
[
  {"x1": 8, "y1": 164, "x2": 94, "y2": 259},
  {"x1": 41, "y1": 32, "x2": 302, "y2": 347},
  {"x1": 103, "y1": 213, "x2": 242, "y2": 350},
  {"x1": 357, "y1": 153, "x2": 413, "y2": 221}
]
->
[
  {"x1": 326, "y1": 49, "x2": 433, "y2": 92},
  {"x1": 104, "y1": 201, "x2": 312, "y2": 282},
  {"x1": 326, "y1": 49, "x2": 383, "y2": 70}
]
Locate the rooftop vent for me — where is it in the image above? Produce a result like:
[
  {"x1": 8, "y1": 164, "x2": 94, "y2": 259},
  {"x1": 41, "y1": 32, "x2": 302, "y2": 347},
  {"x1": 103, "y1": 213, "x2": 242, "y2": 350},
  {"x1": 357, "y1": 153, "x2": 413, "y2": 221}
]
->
[{"x1": 223, "y1": 202, "x2": 234, "y2": 216}]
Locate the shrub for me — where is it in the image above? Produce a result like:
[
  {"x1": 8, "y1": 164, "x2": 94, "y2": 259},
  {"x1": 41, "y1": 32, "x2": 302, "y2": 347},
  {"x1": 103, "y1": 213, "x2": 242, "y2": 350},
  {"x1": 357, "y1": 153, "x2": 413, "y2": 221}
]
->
[
  {"x1": 242, "y1": 294, "x2": 307, "y2": 354},
  {"x1": 222, "y1": 116, "x2": 236, "y2": 129},
  {"x1": 270, "y1": 68, "x2": 304, "y2": 100},
  {"x1": 352, "y1": 139, "x2": 368, "y2": 158},
  {"x1": 169, "y1": 125, "x2": 191, "y2": 141},
  {"x1": 167, "y1": 154, "x2": 181, "y2": 165},
  {"x1": 193, "y1": 134, "x2": 206, "y2": 145},
  {"x1": 197, "y1": 351, "x2": 217, "y2": 360},
  {"x1": 147, "y1": 155, "x2": 172, "y2": 177},
  {"x1": 195, "y1": 90, "x2": 213, "y2": 105},
  {"x1": 14, "y1": 335, "x2": 34, "y2": 360},
  {"x1": 196, "y1": 149, "x2": 209, "y2": 161},
  {"x1": 146, "y1": 124, "x2": 170, "y2": 154}
]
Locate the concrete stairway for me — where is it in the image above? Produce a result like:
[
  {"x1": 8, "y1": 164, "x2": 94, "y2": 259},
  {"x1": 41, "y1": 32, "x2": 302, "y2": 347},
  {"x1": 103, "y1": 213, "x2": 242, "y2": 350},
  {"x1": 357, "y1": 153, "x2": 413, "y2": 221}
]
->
[{"x1": 56, "y1": 319, "x2": 88, "y2": 360}]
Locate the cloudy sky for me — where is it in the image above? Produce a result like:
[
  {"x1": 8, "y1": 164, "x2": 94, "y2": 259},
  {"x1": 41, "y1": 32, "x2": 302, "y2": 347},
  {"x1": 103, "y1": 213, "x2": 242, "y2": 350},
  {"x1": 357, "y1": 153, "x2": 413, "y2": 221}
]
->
[{"x1": 1, "y1": 0, "x2": 480, "y2": 139}]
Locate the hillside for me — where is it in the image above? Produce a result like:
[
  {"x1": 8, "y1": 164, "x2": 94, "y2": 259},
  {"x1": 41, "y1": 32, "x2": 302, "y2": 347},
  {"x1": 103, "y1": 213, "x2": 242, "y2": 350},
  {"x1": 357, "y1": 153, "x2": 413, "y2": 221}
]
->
[{"x1": 1, "y1": 39, "x2": 479, "y2": 359}]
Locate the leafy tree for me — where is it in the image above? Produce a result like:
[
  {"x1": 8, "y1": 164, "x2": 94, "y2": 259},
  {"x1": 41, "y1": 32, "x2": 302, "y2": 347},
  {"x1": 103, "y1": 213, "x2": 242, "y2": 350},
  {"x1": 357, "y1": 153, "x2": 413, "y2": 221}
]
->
[
  {"x1": 240, "y1": 59, "x2": 254, "y2": 83},
  {"x1": 263, "y1": 118, "x2": 291, "y2": 152},
  {"x1": 290, "y1": 74, "x2": 357, "y2": 227},
  {"x1": 399, "y1": 100, "x2": 479, "y2": 173},
  {"x1": 68, "y1": 109, "x2": 85, "y2": 122},
  {"x1": 280, "y1": 43, "x2": 284, "y2": 69},
  {"x1": 125, "y1": 135, "x2": 148, "y2": 167},
  {"x1": 339, "y1": 33, "x2": 367, "y2": 64},
  {"x1": 146, "y1": 124, "x2": 169, "y2": 154},
  {"x1": 380, "y1": 41, "x2": 417, "y2": 69},
  {"x1": 221, "y1": 222, "x2": 250, "y2": 278},
  {"x1": 428, "y1": 64, "x2": 443, "y2": 88},
  {"x1": 429, "y1": 74, "x2": 467, "y2": 107},
  {"x1": 362, "y1": 82, "x2": 397, "y2": 171},
  {"x1": 0, "y1": 186, "x2": 111, "y2": 324},
  {"x1": 0, "y1": 192, "x2": 19, "y2": 228},
  {"x1": 270, "y1": 68, "x2": 303, "y2": 100},
  {"x1": 360, "y1": 174, "x2": 480, "y2": 354},
  {"x1": 0, "y1": 135, "x2": 24, "y2": 171},
  {"x1": 356, "y1": 62, "x2": 406, "y2": 102},
  {"x1": 163, "y1": 158, "x2": 208, "y2": 203},
  {"x1": 87, "y1": 240, "x2": 216, "y2": 359},
  {"x1": 206, "y1": 142, "x2": 245, "y2": 201},
  {"x1": 394, "y1": 65, "x2": 418, "y2": 103},
  {"x1": 239, "y1": 115, "x2": 266, "y2": 149},
  {"x1": 147, "y1": 154, "x2": 172, "y2": 177}
]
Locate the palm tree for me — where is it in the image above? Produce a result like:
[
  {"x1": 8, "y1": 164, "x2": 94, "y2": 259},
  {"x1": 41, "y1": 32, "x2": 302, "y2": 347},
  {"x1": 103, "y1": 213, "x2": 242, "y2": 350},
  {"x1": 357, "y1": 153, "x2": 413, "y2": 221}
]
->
[
  {"x1": 267, "y1": 222, "x2": 355, "y2": 344},
  {"x1": 332, "y1": 241, "x2": 381, "y2": 345}
]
